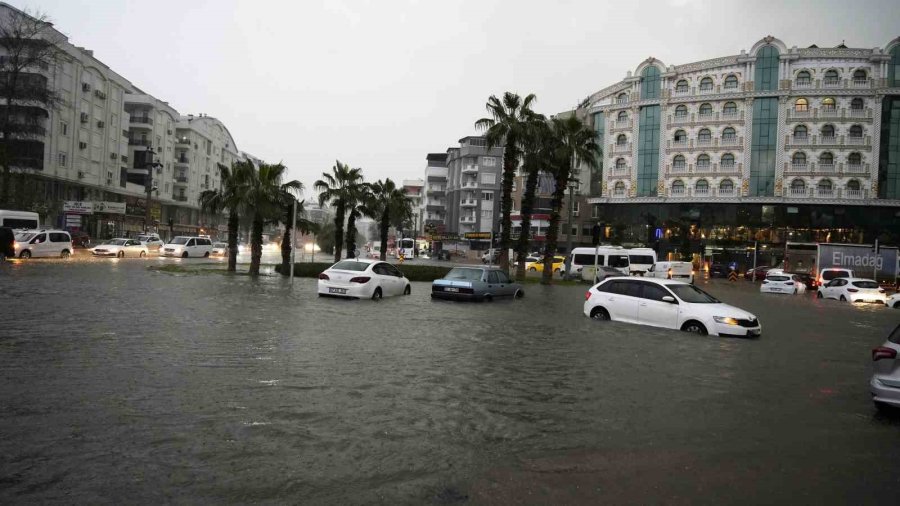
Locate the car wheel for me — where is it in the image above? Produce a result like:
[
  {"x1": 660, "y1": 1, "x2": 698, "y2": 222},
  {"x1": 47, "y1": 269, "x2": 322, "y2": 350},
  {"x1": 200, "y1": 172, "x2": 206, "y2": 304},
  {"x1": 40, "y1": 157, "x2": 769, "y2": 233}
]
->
[
  {"x1": 139, "y1": 251, "x2": 146, "y2": 258},
  {"x1": 182, "y1": 252, "x2": 189, "y2": 258},
  {"x1": 483, "y1": 294, "x2": 493, "y2": 302},
  {"x1": 839, "y1": 295, "x2": 847, "y2": 302},
  {"x1": 554, "y1": 268, "x2": 560, "y2": 274},
  {"x1": 60, "y1": 250, "x2": 70, "y2": 259},
  {"x1": 528, "y1": 267, "x2": 537, "y2": 272},
  {"x1": 117, "y1": 251, "x2": 125, "y2": 258},
  {"x1": 204, "y1": 252, "x2": 210, "y2": 258},
  {"x1": 682, "y1": 321, "x2": 708, "y2": 335},
  {"x1": 403, "y1": 285, "x2": 411, "y2": 295},
  {"x1": 590, "y1": 307, "x2": 610, "y2": 320},
  {"x1": 19, "y1": 250, "x2": 30, "y2": 258},
  {"x1": 514, "y1": 289, "x2": 524, "y2": 299},
  {"x1": 816, "y1": 291, "x2": 823, "y2": 299},
  {"x1": 894, "y1": 302, "x2": 900, "y2": 309},
  {"x1": 371, "y1": 288, "x2": 382, "y2": 300}
]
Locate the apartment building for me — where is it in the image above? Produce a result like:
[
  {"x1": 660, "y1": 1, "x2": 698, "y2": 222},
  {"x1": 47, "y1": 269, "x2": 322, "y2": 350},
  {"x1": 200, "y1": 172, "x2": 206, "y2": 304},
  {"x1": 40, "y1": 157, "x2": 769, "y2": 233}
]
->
[
  {"x1": 422, "y1": 153, "x2": 448, "y2": 234},
  {"x1": 445, "y1": 137, "x2": 504, "y2": 242},
  {"x1": 402, "y1": 179, "x2": 424, "y2": 234}
]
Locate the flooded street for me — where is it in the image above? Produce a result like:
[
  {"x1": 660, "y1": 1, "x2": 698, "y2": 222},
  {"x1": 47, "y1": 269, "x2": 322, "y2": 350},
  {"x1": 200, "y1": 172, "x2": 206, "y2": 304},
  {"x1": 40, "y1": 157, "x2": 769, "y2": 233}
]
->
[{"x1": 1, "y1": 260, "x2": 899, "y2": 504}]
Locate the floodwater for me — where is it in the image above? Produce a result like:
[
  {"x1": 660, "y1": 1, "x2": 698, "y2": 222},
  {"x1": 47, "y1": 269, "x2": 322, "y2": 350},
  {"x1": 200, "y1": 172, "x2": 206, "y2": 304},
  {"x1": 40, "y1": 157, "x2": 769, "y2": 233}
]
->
[{"x1": 1, "y1": 260, "x2": 899, "y2": 504}]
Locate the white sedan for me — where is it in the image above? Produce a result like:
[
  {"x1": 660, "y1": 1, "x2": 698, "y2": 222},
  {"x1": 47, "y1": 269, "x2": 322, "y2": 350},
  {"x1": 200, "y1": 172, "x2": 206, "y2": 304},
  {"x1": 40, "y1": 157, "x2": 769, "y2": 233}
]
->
[
  {"x1": 317, "y1": 259, "x2": 411, "y2": 300},
  {"x1": 816, "y1": 277, "x2": 887, "y2": 304},
  {"x1": 760, "y1": 271, "x2": 806, "y2": 295},
  {"x1": 886, "y1": 293, "x2": 900, "y2": 309},
  {"x1": 91, "y1": 238, "x2": 148, "y2": 258}
]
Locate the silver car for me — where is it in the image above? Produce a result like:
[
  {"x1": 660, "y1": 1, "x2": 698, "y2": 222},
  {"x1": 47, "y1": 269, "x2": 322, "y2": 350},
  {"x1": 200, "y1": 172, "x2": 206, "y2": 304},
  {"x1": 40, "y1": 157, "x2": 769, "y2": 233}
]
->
[
  {"x1": 871, "y1": 324, "x2": 900, "y2": 412},
  {"x1": 431, "y1": 266, "x2": 523, "y2": 301}
]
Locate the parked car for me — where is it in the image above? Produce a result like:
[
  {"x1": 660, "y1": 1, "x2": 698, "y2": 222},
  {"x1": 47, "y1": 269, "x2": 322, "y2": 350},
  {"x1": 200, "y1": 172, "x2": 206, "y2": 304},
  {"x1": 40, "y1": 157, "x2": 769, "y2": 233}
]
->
[
  {"x1": 816, "y1": 267, "x2": 854, "y2": 287},
  {"x1": 211, "y1": 242, "x2": 228, "y2": 256},
  {"x1": 646, "y1": 261, "x2": 694, "y2": 284},
  {"x1": 744, "y1": 266, "x2": 772, "y2": 281},
  {"x1": 593, "y1": 266, "x2": 627, "y2": 284},
  {"x1": 529, "y1": 255, "x2": 566, "y2": 274},
  {"x1": 160, "y1": 236, "x2": 214, "y2": 258},
  {"x1": 90, "y1": 238, "x2": 149, "y2": 258},
  {"x1": 870, "y1": 323, "x2": 900, "y2": 412},
  {"x1": 136, "y1": 233, "x2": 164, "y2": 252},
  {"x1": 788, "y1": 271, "x2": 816, "y2": 291},
  {"x1": 0, "y1": 226, "x2": 14, "y2": 261},
  {"x1": 887, "y1": 293, "x2": 900, "y2": 309},
  {"x1": 709, "y1": 263, "x2": 729, "y2": 278},
  {"x1": 69, "y1": 230, "x2": 91, "y2": 248},
  {"x1": 12, "y1": 230, "x2": 73, "y2": 259},
  {"x1": 317, "y1": 259, "x2": 410, "y2": 300},
  {"x1": 760, "y1": 270, "x2": 806, "y2": 295},
  {"x1": 817, "y1": 277, "x2": 887, "y2": 304},
  {"x1": 584, "y1": 277, "x2": 761, "y2": 337},
  {"x1": 432, "y1": 266, "x2": 524, "y2": 302},
  {"x1": 560, "y1": 247, "x2": 630, "y2": 278}
]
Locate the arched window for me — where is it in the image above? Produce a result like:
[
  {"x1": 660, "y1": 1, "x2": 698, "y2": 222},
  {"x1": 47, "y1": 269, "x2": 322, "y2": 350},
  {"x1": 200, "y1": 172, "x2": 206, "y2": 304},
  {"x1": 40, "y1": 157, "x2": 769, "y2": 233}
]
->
[
  {"x1": 641, "y1": 66, "x2": 661, "y2": 99},
  {"x1": 848, "y1": 152, "x2": 862, "y2": 165},
  {"x1": 616, "y1": 134, "x2": 627, "y2": 145},
  {"x1": 821, "y1": 124, "x2": 835, "y2": 139},
  {"x1": 796, "y1": 70, "x2": 812, "y2": 84},
  {"x1": 699, "y1": 77, "x2": 713, "y2": 91},
  {"x1": 818, "y1": 179, "x2": 833, "y2": 191},
  {"x1": 697, "y1": 154, "x2": 711, "y2": 168},
  {"x1": 673, "y1": 155, "x2": 686, "y2": 169},
  {"x1": 696, "y1": 179, "x2": 709, "y2": 192},
  {"x1": 722, "y1": 127, "x2": 736, "y2": 141},
  {"x1": 793, "y1": 125, "x2": 808, "y2": 139},
  {"x1": 675, "y1": 79, "x2": 688, "y2": 93},
  {"x1": 853, "y1": 69, "x2": 867, "y2": 81},
  {"x1": 674, "y1": 129, "x2": 687, "y2": 143},
  {"x1": 699, "y1": 103, "x2": 713, "y2": 116},
  {"x1": 617, "y1": 92, "x2": 628, "y2": 104},
  {"x1": 614, "y1": 181, "x2": 626, "y2": 194},
  {"x1": 723, "y1": 102, "x2": 737, "y2": 116},
  {"x1": 720, "y1": 179, "x2": 734, "y2": 192},
  {"x1": 795, "y1": 98, "x2": 809, "y2": 112},
  {"x1": 724, "y1": 75, "x2": 738, "y2": 89},
  {"x1": 819, "y1": 152, "x2": 834, "y2": 165},
  {"x1": 721, "y1": 153, "x2": 735, "y2": 167},
  {"x1": 617, "y1": 111, "x2": 628, "y2": 121},
  {"x1": 849, "y1": 125, "x2": 863, "y2": 138},
  {"x1": 792, "y1": 152, "x2": 807, "y2": 166},
  {"x1": 847, "y1": 179, "x2": 861, "y2": 191},
  {"x1": 824, "y1": 69, "x2": 839, "y2": 84},
  {"x1": 791, "y1": 179, "x2": 806, "y2": 190},
  {"x1": 615, "y1": 158, "x2": 626, "y2": 169},
  {"x1": 851, "y1": 98, "x2": 864, "y2": 110},
  {"x1": 674, "y1": 105, "x2": 688, "y2": 118},
  {"x1": 822, "y1": 97, "x2": 836, "y2": 111},
  {"x1": 698, "y1": 129, "x2": 711, "y2": 143},
  {"x1": 672, "y1": 180, "x2": 685, "y2": 192}
]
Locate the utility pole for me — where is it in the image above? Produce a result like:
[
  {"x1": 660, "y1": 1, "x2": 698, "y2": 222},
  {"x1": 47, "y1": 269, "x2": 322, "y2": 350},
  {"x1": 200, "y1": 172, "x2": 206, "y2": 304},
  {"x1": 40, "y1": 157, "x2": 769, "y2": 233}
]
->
[
  {"x1": 143, "y1": 146, "x2": 161, "y2": 233},
  {"x1": 290, "y1": 198, "x2": 297, "y2": 285}
]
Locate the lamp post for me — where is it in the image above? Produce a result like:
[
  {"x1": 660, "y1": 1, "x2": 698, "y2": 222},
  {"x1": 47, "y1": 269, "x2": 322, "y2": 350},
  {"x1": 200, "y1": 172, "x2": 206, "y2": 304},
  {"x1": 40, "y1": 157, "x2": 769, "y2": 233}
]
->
[{"x1": 143, "y1": 146, "x2": 162, "y2": 232}]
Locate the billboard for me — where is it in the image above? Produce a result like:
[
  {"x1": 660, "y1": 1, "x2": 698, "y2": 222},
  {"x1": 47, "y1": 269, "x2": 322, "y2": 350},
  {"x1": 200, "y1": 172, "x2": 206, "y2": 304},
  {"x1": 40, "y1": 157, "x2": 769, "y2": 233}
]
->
[{"x1": 817, "y1": 243, "x2": 898, "y2": 282}]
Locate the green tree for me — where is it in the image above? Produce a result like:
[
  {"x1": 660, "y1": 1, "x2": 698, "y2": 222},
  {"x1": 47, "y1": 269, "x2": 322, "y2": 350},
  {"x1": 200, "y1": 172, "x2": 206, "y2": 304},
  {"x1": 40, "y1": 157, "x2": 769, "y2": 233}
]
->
[
  {"x1": 368, "y1": 178, "x2": 412, "y2": 261},
  {"x1": 344, "y1": 181, "x2": 371, "y2": 259},
  {"x1": 278, "y1": 198, "x2": 318, "y2": 275},
  {"x1": 315, "y1": 161, "x2": 363, "y2": 263},
  {"x1": 198, "y1": 160, "x2": 253, "y2": 272},
  {"x1": 542, "y1": 115, "x2": 600, "y2": 285},
  {"x1": 514, "y1": 115, "x2": 550, "y2": 280},
  {"x1": 243, "y1": 162, "x2": 302, "y2": 276},
  {"x1": 475, "y1": 92, "x2": 537, "y2": 272}
]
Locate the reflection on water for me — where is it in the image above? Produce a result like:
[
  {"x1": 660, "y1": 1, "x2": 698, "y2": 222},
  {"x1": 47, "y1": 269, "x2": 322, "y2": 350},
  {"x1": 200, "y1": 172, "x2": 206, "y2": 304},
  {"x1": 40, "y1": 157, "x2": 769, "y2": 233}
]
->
[{"x1": 0, "y1": 262, "x2": 898, "y2": 503}]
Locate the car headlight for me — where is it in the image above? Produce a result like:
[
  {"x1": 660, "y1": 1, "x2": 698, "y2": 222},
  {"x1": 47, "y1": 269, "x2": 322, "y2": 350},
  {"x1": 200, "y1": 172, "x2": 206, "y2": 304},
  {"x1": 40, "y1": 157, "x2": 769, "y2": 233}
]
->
[{"x1": 713, "y1": 316, "x2": 740, "y2": 325}]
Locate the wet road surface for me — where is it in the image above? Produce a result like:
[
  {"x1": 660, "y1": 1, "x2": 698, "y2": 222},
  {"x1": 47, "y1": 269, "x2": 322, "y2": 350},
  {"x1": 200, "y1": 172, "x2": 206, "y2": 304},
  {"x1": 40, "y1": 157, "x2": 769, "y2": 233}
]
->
[{"x1": 1, "y1": 260, "x2": 899, "y2": 504}]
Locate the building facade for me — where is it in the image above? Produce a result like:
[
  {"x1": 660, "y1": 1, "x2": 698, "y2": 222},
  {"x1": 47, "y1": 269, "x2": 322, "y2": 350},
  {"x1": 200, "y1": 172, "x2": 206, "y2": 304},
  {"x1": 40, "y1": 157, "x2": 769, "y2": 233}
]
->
[
  {"x1": 577, "y1": 36, "x2": 900, "y2": 255},
  {"x1": 444, "y1": 136, "x2": 504, "y2": 239},
  {"x1": 423, "y1": 153, "x2": 448, "y2": 234},
  {"x1": 402, "y1": 178, "x2": 424, "y2": 234}
]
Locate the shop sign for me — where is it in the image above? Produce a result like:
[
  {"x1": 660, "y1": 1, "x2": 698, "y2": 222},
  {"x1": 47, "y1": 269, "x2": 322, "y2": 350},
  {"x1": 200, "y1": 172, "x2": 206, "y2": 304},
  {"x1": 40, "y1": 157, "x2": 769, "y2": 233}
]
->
[
  {"x1": 63, "y1": 201, "x2": 94, "y2": 214},
  {"x1": 464, "y1": 232, "x2": 492, "y2": 240},
  {"x1": 96, "y1": 201, "x2": 126, "y2": 214},
  {"x1": 817, "y1": 243, "x2": 898, "y2": 280},
  {"x1": 430, "y1": 233, "x2": 460, "y2": 241}
]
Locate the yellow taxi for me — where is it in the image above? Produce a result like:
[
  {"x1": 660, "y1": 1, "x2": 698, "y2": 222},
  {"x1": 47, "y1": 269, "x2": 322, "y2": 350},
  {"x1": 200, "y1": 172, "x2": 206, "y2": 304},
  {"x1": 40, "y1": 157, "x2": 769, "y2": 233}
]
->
[{"x1": 527, "y1": 255, "x2": 566, "y2": 274}]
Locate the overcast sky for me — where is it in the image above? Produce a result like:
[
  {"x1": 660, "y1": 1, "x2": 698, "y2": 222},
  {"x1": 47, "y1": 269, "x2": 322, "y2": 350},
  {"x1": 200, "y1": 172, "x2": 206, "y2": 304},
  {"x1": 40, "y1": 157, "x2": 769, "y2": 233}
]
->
[{"x1": 11, "y1": 0, "x2": 900, "y2": 197}]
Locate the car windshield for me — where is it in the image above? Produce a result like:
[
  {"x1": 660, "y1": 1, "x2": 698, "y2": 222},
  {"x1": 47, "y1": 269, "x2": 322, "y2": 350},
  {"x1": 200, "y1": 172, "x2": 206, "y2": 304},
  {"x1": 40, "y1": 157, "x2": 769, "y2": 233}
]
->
[
  {"x1": 852, "y1": 281, "x2": 879, "y2": 289},
  {"x1": 331, "y1": 260, "x2": 369, "y2": 271},
  {"x1": 104, "y1": 239, "x2": 128, "y2": 246},
  {"x1": 15, "y1": 232, "x2": 35, "y2": 241},
  {"x1": 630, "y1": 255, "x2": 654, "y2": 264},
  {"x1": 169, "y1": 237, "x2": 190, "y2": 245},
  {"x1": 667, "y1": 284, "x2": 720, "y2": 303},
  {"x1": 445, "y1": 268, "x2": 484, "y2": 281},
  {"x1": 822, "y1": 270, "x2": 849, "y2": 280}
]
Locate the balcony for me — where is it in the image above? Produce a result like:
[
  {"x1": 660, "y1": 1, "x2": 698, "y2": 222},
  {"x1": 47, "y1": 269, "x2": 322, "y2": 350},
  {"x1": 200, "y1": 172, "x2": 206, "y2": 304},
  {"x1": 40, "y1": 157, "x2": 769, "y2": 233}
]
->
[
  {"x1": 610, "y1": 166, "x2": 629, "y2": 176},
  {"x1": 847, "y1": 136, "x2": 866, "y2": 146},
  {"x1": 696, "y1": 137, "x2": 712, "y2": 147},
  {"x1": 612, "y1": 120, "x2": 632, "y2": 129},
  {"x1": 723, "y1": 84, "x2": 740, "y2": 93},
  {"x1": 612, "y1": 142, "x2": 631, "y2": 154},
  {"x1": 460, "y1": 199, "x2": 477, "y2": 207},
  {"x1": 175, "y1": 138, "x2": 191, "y2": 147},
  {"x1": 611, "y1": 189, "x2": 627, "y2": 198},
  {"x1": 696, "y1": 163, "x2": 712, "y2": 172},
  {"x1": 128, "y1": 138, "x2": 151, "y2": 146},
  {"x1": 425, "y1": 204, "x2": 445, "y2": 212},
  {"x1": 673, "y1": 87, "x2": 691, "y2": 97},
  {"x1": 790, "y1": 109, "x2": 812, "y2": 119},
  {"x1": 718, "y1": 162, "x2": 738, "y2": 173},
  {"x1": 698, "y1": 86, "x2": 715, "y2": 95},
  {"x1": 850, "y1": 79, "x2": 870, "y2": 89},
  {"x1": 819, "y1": 136, "x2": 836, "y2": 145},
  {"x1": 845, "y1": 189, "x2": 865, "y2": 199},
  {"x1": 129, "y1": 117, "x2": 153, "y2": 128},
  {"x1": 791, "y1": 135, "x2": 809, "y2": 145},
  {"x1": 845, "y1": 163, "x2": 866, "y2": 174},
  {"x1": 817, "y1": 163, "x2": 836, "y2": 173},
  {"x1": 175, "y1": 156, "x2": 189, "y2": 165},
  {"x1": 819, "y1": 107, "x2": 839, "y2": 118},
  {"x1": 672, "y1": 114, "x2": 690, "y2": 124},
  {"x1": 697, "y1": 112, "x2": 714, "y2": 122},
  {"x1": 462, "y1": 165, "x2": 478, "y2": 174},
  {"x1": 789, "y1": 188, "x2": 809, "y2": 197},
  {"x1": 849, "y1": 108, "x2": 868, "y2": 118},
  {"x1": 816, "y1": 188, "x2": 835, "y2": 198},
  {"x1": 822, "y1": 79, "x2": 841, "y2": 89},
  {"x1": 669, "y1": 187, "x2": 687, "y2": 197},
  {"x1": 787, "y1": 163, "x2": 808, "y2": 173},
  {"x1": 461, "y1": 180, "x2": 478, "y2": 189},
  {"x1": 460, "y1": 215, "x2": 476, "y2": 224},
  {"x1": 718, "y1": 188, "x2": 736, "y2": 197},
  {"x1": 175, "y1": 175, "x2": 189, "y2": 184},
  {"x1": 426, "y1": 188, "x2": 445, "y2": 197},
  {"x1": 720, "y1": 136, "x2": 740, "y2": 146},
  {"x1": 721, "y1": 111, "x2": 741, "y2": 120},
  {"x1": 794, "y1": 80, "x2": 813, "y2": 89},
  {"x1": 173, "y1": 195, "x2": 188, "y2": 202},
  {"x1": 670, "y1": 164, "x2": 688, "y2": 174},
  {"x1": 694, "y1": 188, "x2": 710, "y2": 197},
  {"x1": 672, "y1": 139, "x2": 688, "y2": 148}
]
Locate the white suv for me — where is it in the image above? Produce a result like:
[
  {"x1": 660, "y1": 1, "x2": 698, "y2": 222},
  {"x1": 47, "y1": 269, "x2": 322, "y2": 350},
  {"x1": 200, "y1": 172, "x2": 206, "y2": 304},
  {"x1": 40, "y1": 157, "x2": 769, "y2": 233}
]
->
[
  {"x1": 161, "y1": 236, "x2": 213, "y2": 258},
  {"x1": 13, "y1": 230, "x2": 73, "y2": 259}
]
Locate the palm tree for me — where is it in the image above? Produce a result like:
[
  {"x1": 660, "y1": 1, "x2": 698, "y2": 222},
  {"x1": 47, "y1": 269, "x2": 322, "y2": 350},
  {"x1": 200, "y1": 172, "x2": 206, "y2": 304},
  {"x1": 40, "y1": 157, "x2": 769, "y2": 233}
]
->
[
  {"x1": 542, "y1": 115, "x2": 600, "y2": 285},
  {"x1": 314, "y1": 161, "x2": 363, "y2": 263},
  {"x1": 475, "y1": 92, "x2": 537, "y2": 272},
  {"x1": 368, "y1": 178, "x2": 412, "y2": 261},
  {"x1": 242, "y1": 162, "x2": 303, "y2": 276},
  {"x1": 279, "y1": 197, "x2": 317, "y2": 275},
  {"x1": 198, "y1": 160, "x2": 253, "y2": 272},
  {"x1": 514, "y1": 115, "x2": 549, "y2": 280},
  {"x1": 344, "y1": 181, "x2": 372, "y2": 259}
]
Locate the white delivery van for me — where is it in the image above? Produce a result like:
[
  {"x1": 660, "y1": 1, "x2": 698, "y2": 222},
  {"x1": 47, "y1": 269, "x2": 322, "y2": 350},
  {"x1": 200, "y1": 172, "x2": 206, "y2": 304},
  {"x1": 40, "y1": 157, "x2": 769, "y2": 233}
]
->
[
  {"x1": 561, "y1": 246, "x2": 630, "y2": 280},
  {"x1": 160, "y1": 236, "x2": 213, "y2": 258},
  {"x1": 0, "y1": 209, "x2": 40, "y2": 229},
  {"x1": 627, "y1": 248, "x2": 657, "y2": 276},
  {"x1": 646, "y1": 261, "x2": 694, "y2": 284},
  {"x1": 13, "y1": 230, "x2": 73, "y2": 258}
]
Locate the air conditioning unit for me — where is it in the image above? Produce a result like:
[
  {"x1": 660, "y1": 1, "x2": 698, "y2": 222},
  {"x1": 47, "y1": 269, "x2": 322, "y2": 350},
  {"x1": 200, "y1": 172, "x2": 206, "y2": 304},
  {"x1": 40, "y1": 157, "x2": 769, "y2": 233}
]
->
[
  {"x1": 97, "y1": 120, "x2": 105, "y2": 128},
  {"x1": 167, "y1": 129, "x2": 172, "y2": 135},
  {"x1": 78, "y1": 142, "x2": 87, "y2": 149},
  {"x1": 77, "y1": 171, "x2": 85, "y2": 179},
  {"x1": 94, "y1": 89, "x2": 106, "y2": 99},
  {"x1": 82, "y1": 83, "x2": 91, "y2": 92},
  {"x1": 80, "y1": 113, "x2": 89, "y2": 123},
  {"x1": 121, "y1": 155, "x2": 128, "y2": 162},
  {"x1": 109, "y1": 152, "x2": 117, "y2": 160}
]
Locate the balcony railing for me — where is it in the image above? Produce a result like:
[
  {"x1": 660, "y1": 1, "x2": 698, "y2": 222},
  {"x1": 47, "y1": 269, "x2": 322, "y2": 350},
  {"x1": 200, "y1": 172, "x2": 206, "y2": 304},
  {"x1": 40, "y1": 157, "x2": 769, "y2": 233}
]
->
[
  {"x1": 721, "y1": 111, "x2": 740, "y2": 120},
  {"x1": 819, "y1": 107, "x2": 839, "y2": 118},
  {"x1": 672, "y1": 114, "x2": 690, "y2": 124},
  {"x1": 673, "y1": 88, "x2": 690, "y2": 96},
  {"x1": 845, "y1": 163, "x2": 866, "y2": 173},
  {"x1": 175, "y1": 139, "x2": 191, "y2": 146},
  {"x1": 849, "y1": 108, "x2": 867, "y2": 118},
  {"x1": 670, "y1": 187, "x2": 686, "y2": 196},
  {"x1": 816, "y1": 188, "x2": 835, "y2": 198},
  {"x1": 791, "y1": 135, "x2": 809, "y2": 144},
  {"x1": 720, "y1": 136, "x2": 740, "y2": 146},
  {"x1": 612, "y1": 120, "x2": 632, "y2": 129},
  {"x1": 694, "y1": 188, "x2": 710, "y2": 197},
  {"x1": 696, "y1": 163, "x2": 712, "y2": 171},
  {"x1": 697, "y1": 112, "x2": 714, "y2": 121},
  {"x1": 461, "y1": 180, "x2": 478, "y2": 189},
  {"x1": 462, "y1": 165, "x2": 478, "y2": 173},
  {"x1": 698, "y1": 86, "x2": 715, "y2": 94},
  {"x1": 817, "y1": 163, "x2": 836, "y2": 173},
  {"x1": 794, "y1": 80, "x2": 813, "y2": 89},
  {"x1": 788, "y1": 163, "x2": 808, "y2": 172},
  {"x1": 822, "y1": 79, "x2": 841, "y2": 88},
  {"x1": 176, "y1": 156, "x2": 189, "y2": 164},
  {"x1": 130, "y1": 117, "x2": 152, "y2": 124},
  {"x1": 819, "y1": 136, "x2": 836, "y2": 145},
  {"x1": 847, "y1": 136, "x2": 865, "y2": 145},
  {"x1": 611, "y1": 166, "x2": 629, "y2": 176},
  {"x1": 613, "y1": 143, "x2": 631, "y2": 153},
  {"x1": 175, "y1": 175, "x2": 188, "y2": 183},
  {"x1": 696, "y1": 137, "x2": 712, "y2": 146},
  {"x1": 791, "y1": 109, "x2": 812, "y2": 118},
  {"x1": 850, "y1": 79, "x2": 870, "y2": 88},
  {"x1": 671, "y1": 164, "x2": 688, "y2": 173},
  {"x1": 719, "y1": 162, "x2": 737, "y2": 172},
  {"x1": 460, "y1": 199, "x2": 477, "y2": 207},
  {"x1": 173, "y1": 195, "x2": 188, "y2": 202},
  {"x1": 672, "y1": 139, "x2": 688, "y2": 148},
  {"x1": 718, "y1": 188, "x2": 736, "y2": 197},
  {"x1": 845, "y1": 189, "x2": 865, "y2": 198},
  {"x1": 789, "y1": 187, "x2": 808, "y2": 197},
  {"x1": 459, "y1": 215, "x2": 476, "y2": 223}
]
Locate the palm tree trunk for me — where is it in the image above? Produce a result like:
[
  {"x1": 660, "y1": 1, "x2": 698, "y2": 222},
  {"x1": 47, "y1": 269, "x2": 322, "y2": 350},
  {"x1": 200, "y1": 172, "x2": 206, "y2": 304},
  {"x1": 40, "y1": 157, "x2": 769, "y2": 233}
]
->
[
  {"x1": 281, "y1": 225, "x2": 292, "y2": 275},
  {"x1": 226, "y1": 211, "x2": 239, "y2": 272},
  {"x1": 379, "y1": 210, "x2": 390, "y2": 261},
  {"x1": 498, "y1": 144, "x2": 518, "y2": 273},
  {"x1": 516, "y1": 161, "x2": 539, "y2": 280},
  {"x1": 345, "y1": 210, "x2": 358, "y2": 259},
  {"x1": 250, "y1": 214, "x2": 264, "y2": 276},
  {"x1": 542, "y1": 174, "x2": 568, "y2": 285},
  {"x1": 333, "y1": 202, "x2": 345, "y2": 263}
]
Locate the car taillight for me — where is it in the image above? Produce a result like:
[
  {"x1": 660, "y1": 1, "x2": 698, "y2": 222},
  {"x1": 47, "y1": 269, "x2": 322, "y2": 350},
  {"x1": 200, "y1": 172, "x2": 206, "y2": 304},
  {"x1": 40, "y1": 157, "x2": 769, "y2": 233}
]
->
[
  {"x1": 872, "y1": 346, "x2": 897, "y2": 361},
  {"x1": 318, "y1": 273, "x2": 329, "y2": 280},
  {"x1": 349, "y1": 276, "x2": 370, "y2": 283},
  {"x1": 585, "y1": 290, "x2": 592, "y2": 301},
  {"x1": 847, "y1": 288, "x2": 859, "y2": 293}
]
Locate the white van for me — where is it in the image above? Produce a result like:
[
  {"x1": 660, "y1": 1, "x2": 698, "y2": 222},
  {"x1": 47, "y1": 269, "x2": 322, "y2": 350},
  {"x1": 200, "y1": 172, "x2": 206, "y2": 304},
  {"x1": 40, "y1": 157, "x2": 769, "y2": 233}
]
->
[
  {"x1": 161, "y1": 236, "x2": 213, "y2": 258},
  {"x1": 13, "y1": 230, "x2": 73, "y2": 258},
  {"x1": 0, "y1": 209, "x2": 40, "y2": 229},
  {"x1": 561, "y1": 246, "x2": 630, "y2": 280},
  {"x1": 646, "y1": 261, "x2": 694, "y2": 284},
  {"x1": 627, "y1": 248, "x2": 657, "y2": 276}
]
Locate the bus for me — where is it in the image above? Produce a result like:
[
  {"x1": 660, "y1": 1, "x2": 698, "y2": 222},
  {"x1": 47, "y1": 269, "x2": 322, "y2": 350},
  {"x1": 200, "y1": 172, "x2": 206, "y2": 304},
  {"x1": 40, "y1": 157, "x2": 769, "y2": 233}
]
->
[
  {"x1": 396, "y1": 238, "x2": 415, "y2": 258},
  {"x1": 0, "y1": 210, "x2": 39, "y2": 229}
]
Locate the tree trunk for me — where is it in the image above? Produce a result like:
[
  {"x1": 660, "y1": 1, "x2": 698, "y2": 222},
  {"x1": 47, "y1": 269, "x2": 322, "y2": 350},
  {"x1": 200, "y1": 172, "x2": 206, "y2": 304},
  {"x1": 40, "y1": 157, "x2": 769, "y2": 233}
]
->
[
  {"x1": 226, "y1": 211, "x2": 239, "y2": 272},
  {"x1": 333, "y1": 201, "x2": 345, "y2": 263},
  {"x1": 379, "y1": 209, "x2": 390, "y2": 261},
  {"x1": 516, "y1": 159, "x2": 539, "y2": 280},
  {"x1": 281, "y1": 225, "x2": 292, "y2": 275},
  {"x1": 250, "y1": 214, "x2": 263, "y2": 276},
  {"x1": 345, "y1": 210, "x2": 358, "y2": 258},
  {"x1": 498, "y1": 141, "x2": 518, "y2": 273},
  {"x1": 542, "y1": 173, "x2": 569, "y2": 285}
]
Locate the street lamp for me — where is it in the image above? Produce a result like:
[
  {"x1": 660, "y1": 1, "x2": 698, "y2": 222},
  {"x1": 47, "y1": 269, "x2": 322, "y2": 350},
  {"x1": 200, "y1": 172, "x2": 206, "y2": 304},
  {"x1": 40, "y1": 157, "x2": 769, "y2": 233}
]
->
[
  {"x1": 565, "y1": 179, "x2": 578, "y2": 255},
  {"x1": 143, "y1": 146, "x2": 162, "y2": 232}
]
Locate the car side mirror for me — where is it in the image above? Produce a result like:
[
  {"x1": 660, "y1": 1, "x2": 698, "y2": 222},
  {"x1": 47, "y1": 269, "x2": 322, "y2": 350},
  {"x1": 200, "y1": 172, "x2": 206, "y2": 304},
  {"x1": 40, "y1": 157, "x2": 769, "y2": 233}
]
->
[{"x1": 662, "y1": 295, "x2": 676, "y2": 303}]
